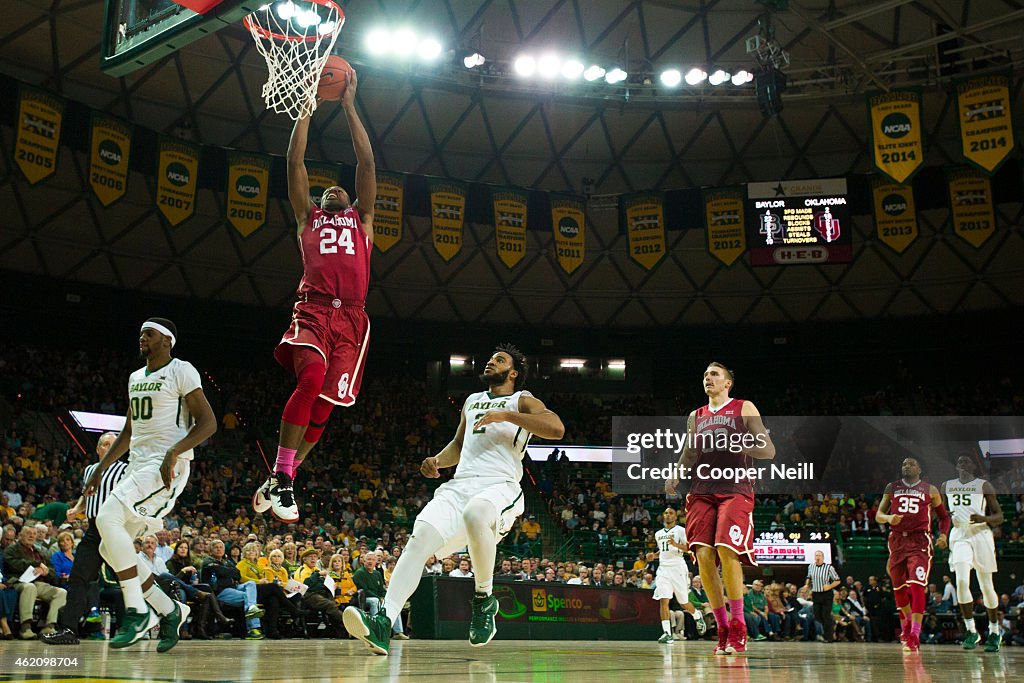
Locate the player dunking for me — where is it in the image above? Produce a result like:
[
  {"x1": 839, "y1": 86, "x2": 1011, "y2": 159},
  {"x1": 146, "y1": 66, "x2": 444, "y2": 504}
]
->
[
  {"x1": 666, "y1": 362, "x2": 774, "y2": 655},
  {"x1": 875, "y1": 457, "x2": 950, "y2": 653},
  {"x1": 649, "y1": 505, "x2": 706, "y2": 642},
  {"x1": 84, "y1": 318, "x2": 217, "y2": 651},
  {"x1": 941, "y1": 454, "x2": 1004, "y2": 652},
  {"x1": 253, "y1": 71, "x2": 376, "y2": 523},
  {"x1": 343, "y1": 345, "x2": 564, "y2": 655}
]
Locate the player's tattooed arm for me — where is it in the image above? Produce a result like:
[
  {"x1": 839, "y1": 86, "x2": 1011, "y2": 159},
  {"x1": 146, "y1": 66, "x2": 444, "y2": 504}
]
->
[
  {"x1": 875, "y1": 483, "x2": 901, "y2": 526},
  {"x1": 977, "y1": 481, "x2": 1004, "y2": 526},
  {"x1": 422, "y1": 408, "x2": 466, "y2": 477},
  {"x1": 741, "y1": 400, "x2": 775, "y2": 460}
]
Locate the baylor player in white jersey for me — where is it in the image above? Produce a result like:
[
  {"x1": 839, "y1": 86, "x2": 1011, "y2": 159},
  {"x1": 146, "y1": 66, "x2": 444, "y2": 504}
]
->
[
  {"x1": 648, "y1": 506, "x2": 705, "y2": 642},
  {"x1": 345, "y1": 344, "x2": 564, "y2": 656},
  {"x1": 84, "y1": 318, "x2": 217, "y2": 653},
  {"x1": 940, "y1": 454, "x2": 1004, "y2": 652}
]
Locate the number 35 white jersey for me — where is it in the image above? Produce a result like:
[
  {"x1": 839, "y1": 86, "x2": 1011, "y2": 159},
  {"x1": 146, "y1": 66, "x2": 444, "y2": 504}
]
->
[
  {"x1": 454, "y1": 390, "x2": 532, "y2": 483},
  {"x1": 944, "y1": 477, "x2": 988, "y2": 538},
  {"x1": 655, "y1": 525, "x2": 688, "y2": 568}
]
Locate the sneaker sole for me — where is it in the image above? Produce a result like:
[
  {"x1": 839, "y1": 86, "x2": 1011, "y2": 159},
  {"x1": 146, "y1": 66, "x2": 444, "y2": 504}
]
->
[
  {"x1": 252, "y1": 490, "x2": 271, "y2": 514},
  {"x1": 270, "y1": 508, "x2": 300, "y2": 523},
  {"x1": 343, "y1": 607, "x2": 387, "y2": 656},
  {"x1": 469, "y1": 626, "x2": 497, "y2": 647},
  {"x1": 110, "y1": 610, "x2": 160, "y2": 649},
  {"x1": 157, "y1": 602, "x2": 190, "y2": 654}
]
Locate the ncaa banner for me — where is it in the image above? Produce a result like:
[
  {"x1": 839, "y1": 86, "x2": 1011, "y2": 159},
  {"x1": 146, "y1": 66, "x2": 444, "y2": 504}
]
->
[
  {"x1": 305, "y1": 161, "x2": 338, "y2": 209},
  {"x1": 373, "y1": 171, "x2": 404, "y2": 253},
  {"x1": 871, "y1": 177, "x2": 918, "y2": 254},
  {"x1": 429, "y1": 180, "x2": 466, "y2": 262},
  {"x1": 492, "y1": 187, "x2": 528, "y2": 269},
  {"x1": 623, "y1": 193, "x2": 666, "y2": 270},
  {"x1": 867, "y1": 90, "x2": 924, "y2": 184},
  {"x1": 955, "y1": 74, "x2": 1014, "y2": 173},
  {"x1": 156, "y1": 138, "x2": 200, "y2": 227},
  {"x1": 14, "y1": 85, "x2": 63, "y2": 185},
  {"x1": 226, "y1": 151, "x2": 270, "y2": 237},
  {"x1": 551, "y1": 195, "x2": 586, "y2": 275},
  {"x1": 703, "y1": 188, "x2": 746, "y2": 266},
  {"x1": 947, "y1": 167, "x2": 995, "y2": 249},
  {"x1": 88, "y1": 113, "x2": 131, "y2": 206}
]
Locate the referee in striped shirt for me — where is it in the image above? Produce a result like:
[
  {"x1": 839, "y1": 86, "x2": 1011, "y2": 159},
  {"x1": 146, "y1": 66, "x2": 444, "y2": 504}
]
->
[
  {"x1": 808, "y1": 550, "x2": 840, "y2": 643},
  {"x1": 41, "y1": 432, "x2": 128, "y2": 645}
]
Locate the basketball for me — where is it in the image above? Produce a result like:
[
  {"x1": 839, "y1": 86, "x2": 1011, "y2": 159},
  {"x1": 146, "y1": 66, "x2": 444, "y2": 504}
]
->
[{"x1": 317, "y1": 56, "x2": 354, "y2": 102}]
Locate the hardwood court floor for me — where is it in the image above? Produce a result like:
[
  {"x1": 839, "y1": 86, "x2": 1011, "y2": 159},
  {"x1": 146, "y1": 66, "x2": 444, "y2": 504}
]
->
[{"x1": 0, "y1": 639, "x2": 1017, "y2": 682}]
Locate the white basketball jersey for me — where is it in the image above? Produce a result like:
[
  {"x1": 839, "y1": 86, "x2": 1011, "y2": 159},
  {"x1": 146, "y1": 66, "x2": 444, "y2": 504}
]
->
[
  {"x1": 454, "y1": 390, "x2": 532, "y2": 483},
  {"x1": 655, "y1": 525, "x2": 688, "y2": 568},
  {"x1": 127, "y1": 358, "x2": 203, "y2": 462},
  {"x1": 945, "y1": 477, "x2": 988, "y2": 536}
]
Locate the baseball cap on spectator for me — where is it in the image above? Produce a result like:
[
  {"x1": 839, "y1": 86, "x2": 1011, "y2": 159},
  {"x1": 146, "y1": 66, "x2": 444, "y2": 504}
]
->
[{"x1": 300, "y1": 547, "x2": 318, "y2": 560}]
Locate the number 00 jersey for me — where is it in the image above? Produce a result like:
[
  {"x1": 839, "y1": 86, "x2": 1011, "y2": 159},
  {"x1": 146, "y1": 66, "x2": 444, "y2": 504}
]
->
[
  {"x1": 127, "y1": 358, "x2": 203, "y2": 462},
  {"x1": 944, "y1": 477, "x2": 989, "y2": 538},
  {"x1": 888, "y1": 479, "x2": 933, "y2": 535},
  {"x1": 455, "y1": 390, "x2": 532, "y2": 483},
  {"x1": 298, "y1": 206, "x2": 371, "y2": 302},
  {"x1": 654, "y1": 525, "x2": 688, "y2": 568}
]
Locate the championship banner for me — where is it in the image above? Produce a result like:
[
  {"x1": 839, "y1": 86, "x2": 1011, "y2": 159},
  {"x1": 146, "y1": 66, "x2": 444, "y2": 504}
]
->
[
  {"x1": 492, "y1": 187, "x2": 528, "y2": 269},
  {"x1": 947, "y1": 167, "x2": 995, "y2": 248},
  {"x1": 623, "y1": 193, "x2": 666, "y2": 270},
  {"x1": 305, "y1": 162, "x2": 338, "y2": 208},
  {"x1": 703, "y1": 188, "x2": 746, "y2": 266},
  {"x1": 429, "y1": 180, "x2": 466, "y2": 262},
  {"x1": 373, "y1": 171, "x2": 404, "y2": 253},
  {"x1": 955, "y1": 74, "x2": 1015, "y2": 173},
  {"x1": 155, "y1": 139, "x2": 200, "y2": 227},
  {"x1": 867, "y1": 90, "x2": 924, "y2": 183},
  {"x1": 550, "y1": 195, "x2": 586, "y2": 275},
  {"x1": 88, "y1": 113, "x2": 131, "y2": 206},
  {"x1": 871, "y1": 177, "x2": 918, "y2": 254},
  {"x1": 226, "y1": 151, "x2": 270, "y2": 237},
  {"x1": 14, "y1": 86, "x2": 63, "y2": 185}
]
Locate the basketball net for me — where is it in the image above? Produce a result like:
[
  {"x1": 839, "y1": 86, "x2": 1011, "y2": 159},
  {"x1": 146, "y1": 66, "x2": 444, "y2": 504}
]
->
[{"x1": 244, "y1": 0, "x2": 344, "y2": 120}]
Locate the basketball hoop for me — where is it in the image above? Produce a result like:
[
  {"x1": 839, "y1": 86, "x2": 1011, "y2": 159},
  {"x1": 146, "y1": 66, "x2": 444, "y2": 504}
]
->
[{"x1": 244, "y1": 0, "x2": 345, "y2": 120}]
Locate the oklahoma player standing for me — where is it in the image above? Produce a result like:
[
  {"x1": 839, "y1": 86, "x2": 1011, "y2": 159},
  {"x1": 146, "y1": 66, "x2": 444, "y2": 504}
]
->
[
  {"x1": 666, "y1": 362, "x2": 774, "y2": 656},
  {"x1": 254, "y1": 71, "x2": 376, "y2": 523},
  {"x1": 875, "y1": 457, "x2": 950, "y2": 653}
]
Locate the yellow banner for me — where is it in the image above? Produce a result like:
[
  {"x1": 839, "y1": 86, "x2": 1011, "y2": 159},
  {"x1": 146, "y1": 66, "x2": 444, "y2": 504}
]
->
[
  {"x1": 947, "y1": 168, "x2": 995, "y2": 249},
  {"x1": 551, "y1": 196, "x2": 586, "y2": 275},
  {"x1": 88, "y1": 113, "x2": 131, "y2": 206},
  {"x1": 305, "y1": 162, "x2": 338, "y2": 209},
  {"x1": 703, "y1": 189, "x2": 746, "y2": 266},
  {"x1": 373, "y1": 171, "x2": 404, "y2": 253},
  {"x1": 156, "y1": 139, "x2": 199, "y2": 227},
  {"x1": 956, "y1": 75, "x2": 1014, "y2": 173},
  {"x1": 226, "y1": 152, "x2": 270, "y2": 237},
  {"x1": 871, "y1": 177, "x2": 918, "y2": 254},
  {"x1": 623, "y1": 193, "x2": 666, "y2": 270},
  {"x1": 14, "y1": 86, "x2": 63, "y2": 185},
  {"x1": 492, "y1": 188, "x2": 528, "y2": 269},
  {"x1": 868, "y1": 90, "x2": 924, "y2": 183},
  {"x1": 429, "y1": 181, "x2": 466, "y2": 262}
]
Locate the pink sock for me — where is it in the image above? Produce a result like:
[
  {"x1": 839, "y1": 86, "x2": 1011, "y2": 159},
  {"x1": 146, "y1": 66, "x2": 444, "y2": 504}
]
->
[
  {"x1": 275, "y1": 446, "x2": 296, "y2": 477},
  {"x1": 712, "y1": 606, "x2": 729, "y2": 629},
  {"x1": 729, "y1": 598, "x2": 744, "y2": 621},
  {"x1": 910, "y1": 621, "x2": 921, "y2": 637}
]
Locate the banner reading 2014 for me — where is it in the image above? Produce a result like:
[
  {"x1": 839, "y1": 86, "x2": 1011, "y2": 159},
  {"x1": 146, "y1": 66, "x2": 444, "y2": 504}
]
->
[
  {"x1": 947, "y1": 167, "x2": 995, "y2": 248},
  {"x1": 871, "y1": 176, "x2": 918, "y2": 254},
  {"x1": 703, "y1": 188, "x2": 746, "y2": 266},
  {"x1": 492, "y1": 188, "x2": 528, "y2": 269},
  {"x1": 867, "y1": 90, "x2": 924, "y2": 183},
  {"x1": 429, "y1": 180, "x2": 466, "y2": 262},
  {"x1": 88, "y1": 113, "x2": 131, "y2": 206},
  {"x1": 551, "y1": 196, "x2": 586, "y2": 275},
  {"x1": 14, "y1": 86, "x2": 63, "y2": 185},
  {"x1": 955, "y1": 75, "x2": 1014, "y2": 173},
  {"x1": 373, "y1": 171, "x2": 404, "y2": 253},
  {"x1": 623, "y1": 193, "x2": 666, "y2": 270},
  {"x1": 156, "y1": 139, "x2": 199, "y2": 226},
  {"x1": 226, "y1": 152, "x2": 270, "y2": 237}
]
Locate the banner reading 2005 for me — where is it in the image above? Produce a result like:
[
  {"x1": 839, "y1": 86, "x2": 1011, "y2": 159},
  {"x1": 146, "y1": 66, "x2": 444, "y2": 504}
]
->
[
  {"x1": 89, "y1": 113, "x2": 131, "y2": 206},
  {"x1": 429, "y1": 180, "x2": 466, "y2": 262},
  {"x1": 703, "y1": 188, "x2": 746, "y2": 266},
  {"x1": 492, "y1": 188, "x2": 528, "y2": 269},
  {"x1": 226, "y1": 152, "x2": 270, "y2": 237},
  {"x1": 955, "y1": 75, "x2": 1015, "y2": 173},
  {"x1": 373, "y1": 171, "x2": 404, "y2": 253},
  {"x1": 14, "y1": 86, "x2": 63, "y2": 185},
  {"x1": 867, "y1": 90, "x2": 924, "y2": 183},
  {"x1": 623, "y1": 193, "x2": 666, "y2": 270},
  {"x1": 551, "y1": 196, "x2": 586, "y2": 275},
  {"x1": 156, "y1": 139, "x2": 199, "y2": 226},
  {"x1": 947, "y1": 167, "x2": 995, "y2": 249}
]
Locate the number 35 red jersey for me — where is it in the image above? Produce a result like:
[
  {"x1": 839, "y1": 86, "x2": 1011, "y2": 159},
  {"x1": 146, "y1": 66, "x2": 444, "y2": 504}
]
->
[
  {"x1": 888, "y1": 479, "x2": 933, "y2": 535},
  {"x1": 298, "y1": 207, "x2": 371, "y2": 301}
]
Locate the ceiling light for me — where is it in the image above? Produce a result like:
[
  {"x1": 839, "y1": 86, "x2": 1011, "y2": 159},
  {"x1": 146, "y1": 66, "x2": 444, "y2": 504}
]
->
[
  {"x1": 514, "y1": 55, "x2": 536, "y2": 77},
  {"x1": 583, "y1": 65, "x2": 606, "y2": 82},
  {"x1": 295, "y1": 9, "x2": 321, "y2": 28},
  {"x1": 605, "y1": 67, "x2": 627, "y2": 84},
  {"x1": 708, "y1": 69, "x2": 731, "y2": 86},
  {"x1": 538, "y1": 54, "x2": 561, "y2": 79},
  {"x1": 417, "y1": 38, "x2": 443, "y2": 61},
  {"x1": 731, "y1": 69, "x2": 754, "y2": 85},
  {"x1": 449, "y1": 355, "x2": 468, "y2": 366},
  {"x1": 659, "y1": 69, "x2": 681, "y2": 87},
  {"x1": 317, "y1": 20, "x2": 336, "y2": 36},
  {"x1": 684, "y1": 67, "x2": 707, "y2": 85},
  {"x1": 560, "y1": 359, "x2": 585, "y2": 369},
  {"x1": 275, "y1": 1, "x2": 296, "y2": 20},
  {"x1": 463, "y1": 52, "x2": 485, "y2": 68},
  {"x1": 366, "y1": 28, "x2": 391, "y2": 55},
  {"x1": 607, "y1": 360, "x2": 626, "y2": 369},
  {"x1": 391, "y1": 28, "x2": 417, "y2": 58},
  {"x1": 561, "y1": 59, "x2": 584, "y2": 80}
]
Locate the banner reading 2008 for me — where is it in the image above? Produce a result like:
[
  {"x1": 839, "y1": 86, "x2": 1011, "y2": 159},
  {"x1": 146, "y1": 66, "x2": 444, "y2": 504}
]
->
[
  {"x1": 623, "y1": 193, "x2": 666, "y2": 270},
  {"x1": 868, "y1": 90, "x2": 924, "y2": 184},
  {"x1": 226, "y1": 152, "x2": 270, "y2": 237},
  {"x1": 14, "y1": 86, "x2": 63, "y2": 185},
  {"x1": 703, "y1": 188, "x2": 746, "y2": 266},
  {"x1": 492, "y1": 188, "x2": 528, "y2": 269},
  {"x1": 373, "y1": 171, "x2": 404, "y2": 253},
  {"x1": 429, "y1": 180, "x2": 466, "y2": 262},
  {"x1": 89, "y1": 113, "x2": 131, "y2": 206},
  {"x1": 551, "y1": 196, "x2": 586, "y2": 275},
  {"x1": 955, "y1": 75, "x2": 1015, "y2": 173},
  {"x1": 156, "y1": 139, "x2": 199, "y2": 226},
  {"x1": 947, "y1": 167, "x2": 995, "y2": 249}
]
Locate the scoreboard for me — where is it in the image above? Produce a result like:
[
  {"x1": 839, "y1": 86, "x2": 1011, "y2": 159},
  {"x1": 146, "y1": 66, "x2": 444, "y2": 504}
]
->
[
  {"x1": 753, "y1": 530, "x2": 833, "y2": 565},
  {"x1": 746, "y1": 178, "x2": 853, "y2": 265}
]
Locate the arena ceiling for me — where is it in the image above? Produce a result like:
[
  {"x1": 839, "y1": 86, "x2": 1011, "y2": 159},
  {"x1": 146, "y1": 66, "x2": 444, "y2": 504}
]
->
[{"x1": 1, "y1": 0, "x2": 1023, "y2": 328}]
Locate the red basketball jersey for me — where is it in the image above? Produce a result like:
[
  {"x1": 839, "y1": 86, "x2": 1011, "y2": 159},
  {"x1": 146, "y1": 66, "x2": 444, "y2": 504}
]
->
[
  {"x1": 691, "y1": 398, "x2": 752, "y2": 495},
  {"x1": 888, "y1": 479, "x2": 933, "y2": 535},
  {"x1": 297, "y1": 207, "x2": 371, "y2": 301}
]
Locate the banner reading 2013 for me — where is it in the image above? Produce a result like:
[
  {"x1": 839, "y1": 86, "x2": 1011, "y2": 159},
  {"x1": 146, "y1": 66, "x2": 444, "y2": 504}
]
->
[
  {"x1": 429, "y1": 180, "x2": 466, "y2": 262},
  {"x1": 88, "y1": 113, "x2": 131, "y2": 206},
  {"x1": 871, "y1": 176, "x2": 918, "y2": 254},
  {"x1": 373, "y1": 171, "x2": 404, "y2": 253},
  {"x1": 947, "y1": 167, "x2": 995, "y2": 248},
  {"x1": 551, "y1": 196, "x2": 586, "y2": 275},
  {"x1": 955, "y1": 75, "x2": 1014, "y2": 173},
  {"x1": 226, "y1": 152, "x2": 270, "y2": 237},
  {"x1": 492, "y1": 188, "x2": 528, "y2": 269},
  {"x1": 623, "y1": 193, "x2": 666, "y2": 270},
  {"x1": 703, "y1": 188, "x2": 746, "y2": 266},
  {"x1": 14, "y1": 86, "x2": 63, "y2": 185},
  {"x1": 156, "y1": 139, "x2": 199, "y2": 226},
  {"x1": 867, "y1": 90, "x2": 924, "y2": 183}
]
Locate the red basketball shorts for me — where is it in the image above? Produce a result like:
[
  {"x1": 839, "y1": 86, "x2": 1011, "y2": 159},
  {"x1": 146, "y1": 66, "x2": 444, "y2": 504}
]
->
[
  {"x1": 887, "y1": 531, "x2": 933, "y2": 589},
  {"x1": 685, "y1": 492, "x2": 756, "y2": 566},
  {"x1": 274, "y1": 299, "x2": 370, "y2": 406}
]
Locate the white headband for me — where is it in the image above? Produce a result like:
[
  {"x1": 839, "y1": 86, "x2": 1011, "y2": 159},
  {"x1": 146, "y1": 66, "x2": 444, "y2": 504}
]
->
[{"x1": 141, "y1": 321, "x2": 176, "y2": 348}]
